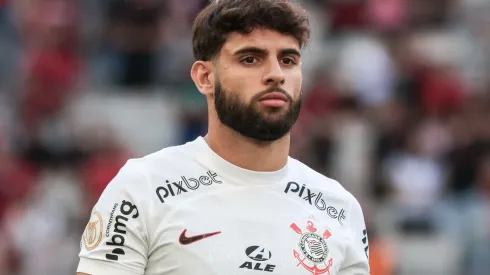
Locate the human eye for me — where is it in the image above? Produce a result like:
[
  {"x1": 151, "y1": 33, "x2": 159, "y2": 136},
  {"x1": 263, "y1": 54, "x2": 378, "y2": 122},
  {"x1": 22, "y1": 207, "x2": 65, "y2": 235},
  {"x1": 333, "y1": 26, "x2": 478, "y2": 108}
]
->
[
  {"x1": 240, "y1": 56, "x2": 259, "y2": 65},
  {"x1": 281, "y1": 57, "x2": 297, "y2": 66}
]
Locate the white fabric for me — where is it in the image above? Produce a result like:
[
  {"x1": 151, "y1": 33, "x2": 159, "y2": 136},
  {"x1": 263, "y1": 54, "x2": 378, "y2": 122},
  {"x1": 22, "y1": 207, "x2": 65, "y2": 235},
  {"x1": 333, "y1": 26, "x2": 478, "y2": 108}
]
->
[{"x1": 77, "y1": 137, "x2": 369, "y2": 275}]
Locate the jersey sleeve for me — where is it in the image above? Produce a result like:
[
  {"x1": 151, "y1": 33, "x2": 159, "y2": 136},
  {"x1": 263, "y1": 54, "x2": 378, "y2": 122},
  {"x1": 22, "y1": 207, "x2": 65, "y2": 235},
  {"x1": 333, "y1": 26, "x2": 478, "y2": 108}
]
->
[
  {"x1": 338, "y1": 197, "x2": 370, "y2": 275},
  {"x1": 77, "y1": 159, "x2": 150, "y2": 275}
]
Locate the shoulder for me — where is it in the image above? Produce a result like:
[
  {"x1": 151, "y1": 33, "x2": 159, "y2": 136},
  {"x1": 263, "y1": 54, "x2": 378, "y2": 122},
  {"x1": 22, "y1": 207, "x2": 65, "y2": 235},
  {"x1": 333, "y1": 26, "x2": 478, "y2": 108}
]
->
[
  {"x1": 100, "y1": 141, "x2": 195, "y2": 199},
  {"x1": 122, "y1": 140, "x2": 222, "y2": 205},
  {"x1": 132, "y1": 140, "x2": 197, "y2": 172}
]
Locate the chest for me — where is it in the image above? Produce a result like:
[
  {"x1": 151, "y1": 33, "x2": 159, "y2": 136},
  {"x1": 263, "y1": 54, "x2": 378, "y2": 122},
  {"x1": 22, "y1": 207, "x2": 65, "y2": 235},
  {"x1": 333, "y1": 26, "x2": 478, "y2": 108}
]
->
[{"x1": 146, "y1": 187, "x2": 351, "y2": 275}]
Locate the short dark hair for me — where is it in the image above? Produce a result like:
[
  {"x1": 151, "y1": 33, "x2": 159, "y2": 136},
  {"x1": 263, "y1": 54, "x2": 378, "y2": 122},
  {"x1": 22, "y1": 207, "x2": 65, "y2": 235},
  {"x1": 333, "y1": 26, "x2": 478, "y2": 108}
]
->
[{"x1": 192, "y1": 0, "x2": 310, "y2": 61}]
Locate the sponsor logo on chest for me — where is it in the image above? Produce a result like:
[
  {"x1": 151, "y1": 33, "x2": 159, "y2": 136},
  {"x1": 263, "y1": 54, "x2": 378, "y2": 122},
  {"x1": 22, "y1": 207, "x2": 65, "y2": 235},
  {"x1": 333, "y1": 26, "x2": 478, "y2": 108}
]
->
[
  {"x1": 239, "y1": 245, "x2": 276, "y2": 272},
  {"x1": 156, "y1": 171, "x2": 222, "y2": 203},
  {"x1": 284, "y1": 182, "x2": 346, "y2": 226}
]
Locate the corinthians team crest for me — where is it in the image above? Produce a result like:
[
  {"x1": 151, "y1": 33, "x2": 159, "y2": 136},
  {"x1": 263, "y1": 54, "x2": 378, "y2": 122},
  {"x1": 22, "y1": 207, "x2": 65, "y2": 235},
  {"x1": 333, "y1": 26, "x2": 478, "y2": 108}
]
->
[{"x1": 290, "y1": 221, "x2": 333, "y2": 275}]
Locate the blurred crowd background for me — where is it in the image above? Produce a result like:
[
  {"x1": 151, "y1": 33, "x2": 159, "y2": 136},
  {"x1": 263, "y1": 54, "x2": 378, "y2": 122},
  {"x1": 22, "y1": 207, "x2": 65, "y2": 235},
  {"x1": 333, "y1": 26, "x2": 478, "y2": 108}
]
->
[{"x1": 0, "y1": 0, "x2": 489, "y2": 274}]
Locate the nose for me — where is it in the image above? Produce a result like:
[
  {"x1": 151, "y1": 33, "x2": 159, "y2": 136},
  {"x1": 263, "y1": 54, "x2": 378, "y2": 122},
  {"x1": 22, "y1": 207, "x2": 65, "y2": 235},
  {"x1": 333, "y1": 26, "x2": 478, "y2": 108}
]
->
[{"x1": 262, "y1": 59, "x2": 285, "y2": 86}]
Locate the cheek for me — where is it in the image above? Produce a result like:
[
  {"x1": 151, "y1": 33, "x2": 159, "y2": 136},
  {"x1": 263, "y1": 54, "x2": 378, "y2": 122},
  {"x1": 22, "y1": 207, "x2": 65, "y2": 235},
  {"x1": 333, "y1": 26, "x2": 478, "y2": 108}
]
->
[
  {"x1": 286, "y1": 70, "x2": 302, "y2": 97},
  {"x1": 220, "y1": 71, "x2": 258, "y2": 102}
]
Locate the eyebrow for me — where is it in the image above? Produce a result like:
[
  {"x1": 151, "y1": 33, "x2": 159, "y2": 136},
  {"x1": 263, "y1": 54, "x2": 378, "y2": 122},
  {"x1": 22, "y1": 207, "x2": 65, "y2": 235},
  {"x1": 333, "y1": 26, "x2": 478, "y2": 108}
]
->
[
  {"x1": 280, "y1": 48, "x2": 301, "y2": 58},
  {"x1": 232, "y1": 47, "x2": 301, "y2": 58}
]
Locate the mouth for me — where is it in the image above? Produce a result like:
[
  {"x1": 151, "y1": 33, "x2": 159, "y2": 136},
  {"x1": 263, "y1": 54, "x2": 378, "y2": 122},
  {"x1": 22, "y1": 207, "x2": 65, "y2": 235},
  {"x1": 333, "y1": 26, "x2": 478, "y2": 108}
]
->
[
  {"x1": 259, "y1": 92, "x2": 289, "y2": 102},
  {"x1": 258, "y1": 92, "x2": 289, "y2": 107}
]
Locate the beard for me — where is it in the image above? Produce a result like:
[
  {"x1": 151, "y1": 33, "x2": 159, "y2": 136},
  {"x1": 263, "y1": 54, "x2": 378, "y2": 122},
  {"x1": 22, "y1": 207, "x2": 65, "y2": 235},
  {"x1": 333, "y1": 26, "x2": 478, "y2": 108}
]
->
[{"x1": 214, "y1": 81, "x2": 301, "y2": 142}]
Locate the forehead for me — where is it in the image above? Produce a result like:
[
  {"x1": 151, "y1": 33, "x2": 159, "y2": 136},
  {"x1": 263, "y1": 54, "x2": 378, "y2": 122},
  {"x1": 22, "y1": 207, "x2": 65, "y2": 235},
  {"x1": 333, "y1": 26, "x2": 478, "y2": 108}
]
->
[{"x1": 221, "y1": 29, "x2": 300, "y2": 55}]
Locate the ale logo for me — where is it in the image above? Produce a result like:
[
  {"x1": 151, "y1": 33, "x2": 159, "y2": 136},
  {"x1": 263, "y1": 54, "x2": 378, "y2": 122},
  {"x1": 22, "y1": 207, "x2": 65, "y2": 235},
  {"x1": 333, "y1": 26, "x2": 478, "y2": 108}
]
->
[
  {"x1": 83, "y1": 211, "x2": 103, "y2": 251},
  {"x1": 246, "y1": 246, "x2": 272, "y2": 261},
  {"x1": 239, "y1": 245, "x2": 276, "y2": 272}
]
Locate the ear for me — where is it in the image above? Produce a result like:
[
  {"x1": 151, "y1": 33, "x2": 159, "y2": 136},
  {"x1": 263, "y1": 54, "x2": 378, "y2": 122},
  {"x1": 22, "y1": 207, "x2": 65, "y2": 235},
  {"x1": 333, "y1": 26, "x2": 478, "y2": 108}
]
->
[{"x1": 191, "y1": 61, "x2": 215, "y2": 96}]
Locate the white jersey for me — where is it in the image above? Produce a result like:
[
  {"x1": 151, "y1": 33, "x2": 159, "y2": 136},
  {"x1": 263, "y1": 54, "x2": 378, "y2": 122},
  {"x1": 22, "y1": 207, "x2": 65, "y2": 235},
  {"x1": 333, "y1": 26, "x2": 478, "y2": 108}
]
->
[{"x1": 77, "y1": 137, "x2": 370, "y2": 275}]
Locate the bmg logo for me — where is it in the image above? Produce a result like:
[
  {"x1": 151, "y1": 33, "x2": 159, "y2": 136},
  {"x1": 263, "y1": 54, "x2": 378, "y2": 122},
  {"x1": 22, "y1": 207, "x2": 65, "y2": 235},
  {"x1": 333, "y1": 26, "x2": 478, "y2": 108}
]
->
[{"x1": 105, "y1": 200, "x2": 139, "y2": 261}]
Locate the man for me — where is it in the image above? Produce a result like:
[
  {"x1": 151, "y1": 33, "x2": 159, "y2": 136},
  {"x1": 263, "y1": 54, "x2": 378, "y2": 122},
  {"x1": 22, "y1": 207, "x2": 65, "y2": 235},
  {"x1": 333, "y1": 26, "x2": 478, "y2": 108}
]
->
[{"x1": 77, "y1": 0, "x2": 370, "y2": 274}]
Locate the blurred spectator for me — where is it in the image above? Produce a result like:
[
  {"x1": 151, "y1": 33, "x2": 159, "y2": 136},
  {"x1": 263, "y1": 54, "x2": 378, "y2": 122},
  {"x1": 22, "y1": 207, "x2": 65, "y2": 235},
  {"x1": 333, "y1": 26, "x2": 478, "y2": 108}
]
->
[
  {"x1": 409, "y1": 0, "x2": 456, "y2": 27},
  {"x1": 19, "y1": 51, "x2": 80, "y2": 132},
  {"x1": 10, "y1": 0, "x2": 82, "y2": 169},
  {"x1": 383, "y1": 119, "x2": 449, "y2": 233},
  {"x1": 303, "y1": 70, "x2": 340, "y2": 120},
  {"x1": 0, "y1": 149, "x2": 37, "y2": 223},
  {"x1": 0, "y1": 147, "x2": 36, "y2": 274},
  {"x1": 105, "y1": 0, "x2": 167, "y2": 87},
  {"x1": 78, "y1": 124, "x2": 132, "y2": 207},
  {"x1": 366, "y1": 0, "x2": 407, "y2": 32},
  {"x1": 460, "y1": 153, "x2": 490, "y2": 275},
  {"x1": 445, "y1": 99, "x2": 490, "y2": 194},
  {"x1": 371, "y1": 100, "x2": 411, "y2": 199},
  {"x1": 336, "y1": 34, "x2": 396, "y2": 107},
  {"x1": 0, "y1": 1, "x2": 20, "y2": 93},
  {"x1": 368, "y1": 231, "x2": 396, "y2": 275},
  {"x1": 14, "y1": 50, "x2": 82, "y2": 170},
  {"x1": 330, "y1": 96, "x2": 376, "y2": 201},
  {"x1": 327, "y1": 0, "x2": 368, "y2": 33},
  {"x1": 291, "y1": 69, "x2": 339, "y2": 171},
  {"x1": 3, "y1": 169, "x2": 83, "y2": 275},
  {"x1": 14, "y1": 0, "x2": 79, "y2": 51},
  {"x1": 418, "y1": 64, "x2": 465, "y2": 117}
]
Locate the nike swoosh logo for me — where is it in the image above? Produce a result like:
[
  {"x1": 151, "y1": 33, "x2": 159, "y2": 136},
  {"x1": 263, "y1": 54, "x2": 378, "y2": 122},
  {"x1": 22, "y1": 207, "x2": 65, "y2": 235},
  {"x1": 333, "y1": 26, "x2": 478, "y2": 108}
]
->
[{"x1": 179, "y1": 229, "x2": 222, "y2": 245}]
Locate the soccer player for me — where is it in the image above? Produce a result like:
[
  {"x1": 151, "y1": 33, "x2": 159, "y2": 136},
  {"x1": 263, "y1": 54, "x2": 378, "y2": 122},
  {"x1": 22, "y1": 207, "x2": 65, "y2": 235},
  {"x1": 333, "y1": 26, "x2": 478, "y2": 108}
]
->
[{"x1": 76, "y1": 0, "x2": 370, "y2": 274}]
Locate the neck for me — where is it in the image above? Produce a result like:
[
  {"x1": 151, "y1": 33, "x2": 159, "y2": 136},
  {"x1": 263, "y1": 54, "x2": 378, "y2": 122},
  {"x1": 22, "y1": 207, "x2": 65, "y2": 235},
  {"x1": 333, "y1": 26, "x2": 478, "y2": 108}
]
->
[{"x1": 204, "y1": 124, "x2": 290, "y2": 172}]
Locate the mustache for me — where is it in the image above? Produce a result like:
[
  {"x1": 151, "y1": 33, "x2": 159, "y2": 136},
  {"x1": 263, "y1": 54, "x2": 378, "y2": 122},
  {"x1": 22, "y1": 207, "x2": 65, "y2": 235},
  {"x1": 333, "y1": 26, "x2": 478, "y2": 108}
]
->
[{"x1": 252, "y1": 87, "x2": 294, "y2": 102}]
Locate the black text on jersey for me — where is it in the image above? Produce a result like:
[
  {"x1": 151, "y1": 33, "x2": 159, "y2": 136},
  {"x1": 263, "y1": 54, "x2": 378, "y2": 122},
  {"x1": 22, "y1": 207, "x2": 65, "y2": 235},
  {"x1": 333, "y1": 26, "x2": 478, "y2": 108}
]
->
[
  {"x1": 362, "y1": 228, "x2": 369, "y2": 259},
  {"x1": 156, "y1": 171, "x2": 221, "y2": 203},
  {"x1": 105, "y1": 200, "x2": 139, "y2": 261},
  {"x1": 284, "y1": 182, "x2": 347, "y2": 226}
]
